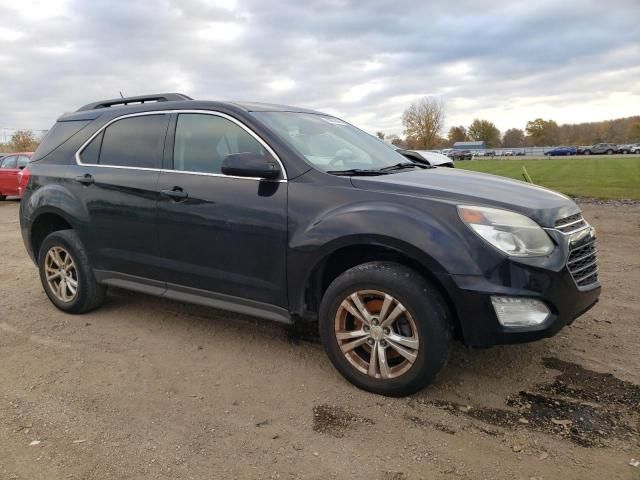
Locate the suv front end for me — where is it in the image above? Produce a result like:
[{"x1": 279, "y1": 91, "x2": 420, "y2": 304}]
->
[{"x1": 435, "y1": 208, "x2": 600, "y2": 347}]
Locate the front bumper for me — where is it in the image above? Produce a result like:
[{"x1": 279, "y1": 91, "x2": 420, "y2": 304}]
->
[
  {"x1": 434, "y1": 227, "x2": 601, "y2": 347},
  {"x1": 436, "y1": 271, "x2": 600, "y2": 347}
]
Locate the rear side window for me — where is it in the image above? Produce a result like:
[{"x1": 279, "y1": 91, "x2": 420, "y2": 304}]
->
[
  {"x1": 96, "y1": 114, "x2": 168, "y2": 169},
  {"x1": 32, "y1": 120, "x2": 90, "y2": 162},
  {"x1": 1, "y1": 156, "x2": 17, "y2": 169},
  {"x1": 80, "y1": 131, "x2": 104, "y2": 165},
  {"x1": 173, "y1": 113, "x2": 266, "y2": 174}
]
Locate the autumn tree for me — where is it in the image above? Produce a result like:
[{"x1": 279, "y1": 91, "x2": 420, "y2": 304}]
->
[
  {"x1": 502, "y1": 128, "x2": 525, "y2": 148},
  {"x1": 525, "y1": 118, "x2": 559, "y2": 146},
  {"x1": 467, "y1": 119, "x2": 501, "y2": 147},
  {"x1": 402, "y1": 97, "x2": 445, "y2": 149},
  {"x1": 447, "y1": 125, "x2": 467, "y2": 145},
  {"x1": 9, "y1": 130, "x2": 40, "y2": 152}
]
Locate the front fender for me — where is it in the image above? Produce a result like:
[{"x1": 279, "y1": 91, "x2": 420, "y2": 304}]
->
[{"x1": 287, "y1": 200, "x2": 484, "y2": 315}]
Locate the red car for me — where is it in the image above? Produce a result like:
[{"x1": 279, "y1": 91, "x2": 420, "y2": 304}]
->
[{"x1": 0, "y1": 152, "x2": 32, "y2": 200}]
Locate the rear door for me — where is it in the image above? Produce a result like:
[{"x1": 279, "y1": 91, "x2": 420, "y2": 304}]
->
[
  {"x1": 69, "y1": 113, "x2": 170, "y2": 280},
  {"x1": 0, "y1": 155, "x2": 20, "y2": 196},
  {"x1": 156, "y1": 112, "x2": 288, "y2": 308}
]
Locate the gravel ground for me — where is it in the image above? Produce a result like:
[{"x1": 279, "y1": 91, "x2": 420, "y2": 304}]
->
[{"x1": 0, "y1": 199, "x2": 639, "y2": 480}]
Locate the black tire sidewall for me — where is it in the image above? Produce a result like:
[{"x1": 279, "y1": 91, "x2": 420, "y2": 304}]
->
[
  {"x1": 319, "y1": 262, "x2": 450, "y2": 396},
  {"x1": 38, "y1": 230, "x2": 99, "y2": 313}
]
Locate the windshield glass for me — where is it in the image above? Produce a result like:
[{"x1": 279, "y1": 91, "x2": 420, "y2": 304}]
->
[{"x1": 252, "y1": 111, "x2": 409, "y2": 172}]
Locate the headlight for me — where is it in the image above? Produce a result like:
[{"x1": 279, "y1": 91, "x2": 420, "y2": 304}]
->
[{"x1": 458, "y1": 205, "x2": 554, "y2": 256}]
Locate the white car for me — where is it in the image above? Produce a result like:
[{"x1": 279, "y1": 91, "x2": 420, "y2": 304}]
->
[{"x1": 399, "y1": 150, "x2": 455, "y2": 168}]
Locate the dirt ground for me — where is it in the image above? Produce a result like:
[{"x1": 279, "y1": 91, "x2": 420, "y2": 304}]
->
[{"x1": 0, "y1": 199, "x2": 639, "y2": 480}]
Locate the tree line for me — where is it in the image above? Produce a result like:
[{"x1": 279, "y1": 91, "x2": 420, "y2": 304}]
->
[
  {"x1": 378, "y1": 96, "x2": 640, "y2": 150},
  {"x1": 0, "y1": 130, "x2": 41, "y2": 153}
]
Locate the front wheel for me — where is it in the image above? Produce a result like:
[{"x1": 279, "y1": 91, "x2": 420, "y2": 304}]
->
[
  {"x1": 319, "y1": 262, "x2": 451, "y2": 397},
  {"x1": 606, "y1": 149, "x2": 613, "y2": 154}
]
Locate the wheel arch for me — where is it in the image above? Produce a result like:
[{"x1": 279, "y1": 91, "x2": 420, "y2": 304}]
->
[
  {"x1": 29, "y1": 208, "x2": 77, "y2": 262},
  {"x1": 21, "y1": 183, "x2": 91, "y2": 262},
  {"x1": 295, "y1": 237, "x2": 462, "y2": 339}
]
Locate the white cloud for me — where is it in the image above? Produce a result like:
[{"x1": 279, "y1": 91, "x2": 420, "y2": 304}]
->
[{"x1": 0, "y1": 0, "x2": 638, "y2": 138}]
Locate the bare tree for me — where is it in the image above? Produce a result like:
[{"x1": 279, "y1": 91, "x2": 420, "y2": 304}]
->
[
  {"x1": 9, "y1": 130, "x2": 40, "y2": 152},
  {"x1": 402, "y1": 97, "x2": 445, "y2": 149},
  {"x1": 375, "y1": 131, "x2": 386, "y2": 140}
]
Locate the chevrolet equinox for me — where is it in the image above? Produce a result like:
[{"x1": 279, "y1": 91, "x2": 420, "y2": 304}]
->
[{"x1": 19, "y1": 93, "x2": 601, "y2": 396}]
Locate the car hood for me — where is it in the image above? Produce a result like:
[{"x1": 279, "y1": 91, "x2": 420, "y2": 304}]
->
[{"x1": 350, "y1": 168, "x2": 579, "y2": 227}]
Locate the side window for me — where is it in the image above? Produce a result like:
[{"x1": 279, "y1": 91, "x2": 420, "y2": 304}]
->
[
  {"x1": 1, "y1": 156, "x2": 17, "y2": 169},
  {"x1": 17, "y1": 156, "x2": 30, "y2": 168},
  {"x1": 80, "y1": 130, "x2": 104, "y2": 165},
  {"x1": 98, "y1": 115, "x2": 168, "y2": 169},
  {"x1": 173, "y1": 113, "x2": 267, "y2": 174}
]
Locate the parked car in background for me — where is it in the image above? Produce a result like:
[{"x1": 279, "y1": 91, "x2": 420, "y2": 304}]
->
[
  {"x1": 448, "y1": 149, "x2": 472, "y2": 160},
  {"x1": 577, "y1": 143, "x2": 617, "y2": 155},
  {"x1": 0, "y1": 152, "x2": 32, "y2": 200},
  {"x1": 398, "y1": 150, "x2": 455, "y2": 168},
  {"x1": 545, "y1": 146, "x2": 577, "y2": 156},
  {"x1": 618, "y1": 143, "x2": 640, "y2": 154},
  {"x1": 502, "y1": 150, "x2": 514, "y2": 157},
  {"x1": 514, "y1": 149, "x2": 525, "y2": 156},
  {"x1": 472, "y1": 150, "x2": 495, "y2": 158}
]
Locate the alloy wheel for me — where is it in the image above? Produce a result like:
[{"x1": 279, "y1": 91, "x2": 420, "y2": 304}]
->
[
  {"x1": 334, "y1": 290, "x2": 419, "y2": 379},
  {"x1": 44, "y1": 246, "x2": 78, "y2": 303}
]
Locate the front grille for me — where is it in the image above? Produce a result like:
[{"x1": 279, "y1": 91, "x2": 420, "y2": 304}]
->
[
  {"x1": 567, "y1": 239, "x2": 598, "y2": 287},
  {"x1": 555, "y1": 213, "x2": 588, "y2": 233}
]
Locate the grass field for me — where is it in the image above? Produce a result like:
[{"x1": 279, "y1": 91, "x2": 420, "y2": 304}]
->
[{"x1": 456, "y1": 156, "x2": 640, "y2": 200}]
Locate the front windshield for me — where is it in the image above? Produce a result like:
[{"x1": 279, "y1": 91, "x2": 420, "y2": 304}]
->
[{"x1": 252, "y1": 111, "x2": 410, "y2": 173}]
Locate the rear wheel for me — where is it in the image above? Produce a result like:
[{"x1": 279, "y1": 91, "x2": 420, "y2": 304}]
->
[
  {"x1": 583, "y1": 150, "x2": 591, "y2": 155},
  {"x1": 319, "y1": 262, "x2": 451, "y2": 396},
  {"x1": 38, "y1": 230, "x2": 105, "y2": 314},
  {"x1": 606, "y1": 149, "x2": 613, "y2": 154}
]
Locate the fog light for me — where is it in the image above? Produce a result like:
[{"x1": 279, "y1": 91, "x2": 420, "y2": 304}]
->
[{"x1": 491, "y1": 296, "x2": 550, "y2": 327}]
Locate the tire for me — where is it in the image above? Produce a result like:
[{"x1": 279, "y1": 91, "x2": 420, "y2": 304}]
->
[
  {"x1": 606, "y1": 149, "x2": 613, "y2": 155},
  {"x1": 38, "y1": 229, "x2": 105, "y2": 314},
  {"x1": 583, "y1": 150, "x2": 591, "y2": 155},
  {"x1": 319, "y1": 262, "x2": 451, "y2": 397}
]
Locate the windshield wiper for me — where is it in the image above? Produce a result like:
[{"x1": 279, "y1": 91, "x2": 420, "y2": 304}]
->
[
  {"x1": 326, "y1": 168, "x2": 390, "y2": 176},
  {"x1": 378, "y1": 162, "x2": 431, "y2": 172}
]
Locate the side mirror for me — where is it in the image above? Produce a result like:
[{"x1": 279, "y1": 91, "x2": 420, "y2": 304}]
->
[{"x1": 221, "y1": 152, "x2": 280, "y2": 180}]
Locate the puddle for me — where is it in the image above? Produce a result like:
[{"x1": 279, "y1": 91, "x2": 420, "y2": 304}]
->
[
  {"x1": 312, "y1": 404, "x2": 374, "y2": 438},
  {"x1": 539, "y1": 357, "x2": 640, "y2": 409},
  {"x1": 426, "y1": 357, "x2": 640, "y2": 447}
]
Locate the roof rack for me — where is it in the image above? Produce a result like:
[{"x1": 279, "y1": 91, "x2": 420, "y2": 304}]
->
[{"x1": 76, "y1": 93, "x2": 193, "y2": 112}]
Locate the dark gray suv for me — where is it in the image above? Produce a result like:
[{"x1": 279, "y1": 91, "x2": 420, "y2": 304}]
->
[{"x1": 20, "y1": 93, "x2": 600, "y2": 396}]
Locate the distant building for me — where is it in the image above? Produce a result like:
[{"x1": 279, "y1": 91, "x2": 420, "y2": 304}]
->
[{"x1": 453, "y1": 141, "x2": 485, "y2": 150}]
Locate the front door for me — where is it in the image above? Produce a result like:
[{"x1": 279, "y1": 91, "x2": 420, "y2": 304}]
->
[{"x1": 156, "y1": 112, "x2": 288, "y2": 308}]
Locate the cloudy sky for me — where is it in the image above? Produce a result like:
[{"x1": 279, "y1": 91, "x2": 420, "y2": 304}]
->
[{"x1": 1, "y1": 0, "x2": 638, "y2": 138}]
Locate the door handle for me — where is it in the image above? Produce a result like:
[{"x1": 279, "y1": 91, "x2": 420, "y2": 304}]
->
[
  {"x1": 161, "y1": 187, "x2": 188, "y2": 202},
  {"x1": 75, "y1": 174, "x2": 94, "y2": 185}
]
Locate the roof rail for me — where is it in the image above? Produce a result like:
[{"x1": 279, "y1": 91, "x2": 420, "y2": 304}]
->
[{"x1": 76, "y1": 93, "x2": 193, "y2": 112}]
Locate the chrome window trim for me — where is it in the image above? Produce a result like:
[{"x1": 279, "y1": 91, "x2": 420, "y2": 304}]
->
[{"x1": 74, "y1": 109, "x2": 288, "y2": 182}]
